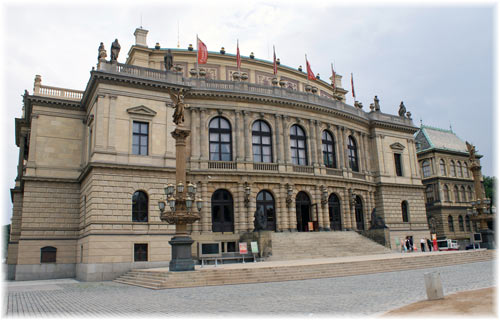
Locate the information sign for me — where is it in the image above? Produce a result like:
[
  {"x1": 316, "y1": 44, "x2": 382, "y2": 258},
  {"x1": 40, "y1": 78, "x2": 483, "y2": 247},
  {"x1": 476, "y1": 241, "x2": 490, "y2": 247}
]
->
[
  {"x1": 250, "y1": 241, "x2": 258, "y2": 254},
  {"x1": 239, "y1": 242, "x2": 248, "y2": 254},
  {"x1": 308, "y1": 222, "x2": 314, "y2": 231}
]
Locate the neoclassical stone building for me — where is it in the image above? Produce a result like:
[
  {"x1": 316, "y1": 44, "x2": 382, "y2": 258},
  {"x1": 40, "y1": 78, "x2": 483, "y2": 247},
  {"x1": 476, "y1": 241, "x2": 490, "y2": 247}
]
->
[
  {"x1": 9, "y1": 28, "x2": 429, "y2": 281},
  {"x1": 415, "y1": 125, "x2": 478, "y2": 245}
]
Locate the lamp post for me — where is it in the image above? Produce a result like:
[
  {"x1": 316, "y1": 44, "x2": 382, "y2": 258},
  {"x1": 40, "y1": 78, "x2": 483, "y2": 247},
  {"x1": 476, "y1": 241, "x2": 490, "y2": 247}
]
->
[
  {"x1": 158, "y1": 88, "x2": 202, "y2": 271},
  {"x1": 466, "y1": 141, "x2": 495, "y2": 249}
]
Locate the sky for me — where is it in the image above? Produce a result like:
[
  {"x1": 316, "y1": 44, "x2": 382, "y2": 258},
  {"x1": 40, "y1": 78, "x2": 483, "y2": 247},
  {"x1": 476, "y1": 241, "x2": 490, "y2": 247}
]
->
[{"x1": 1, "y1": 1, "x2": 496, "y2": 226}]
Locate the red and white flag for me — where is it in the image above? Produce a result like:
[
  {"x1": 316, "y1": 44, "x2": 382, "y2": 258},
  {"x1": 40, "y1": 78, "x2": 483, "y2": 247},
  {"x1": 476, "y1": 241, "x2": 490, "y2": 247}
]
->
[
  {"x1": 197, "y1": 36, "x2": 208, "y2": 64},
  {"x1": 236, "y1": 39, "x2": 241, "y2": 70},
  {"x1": 331, "y1": 63, "x2": 336, "y2": 91},
  {"x1": 306, "y1": 55, "x2": 315, "y2": 80},
  {"x1": 273, "y1": 45, "x2": 277, "y2": 75},
  {"x1": 351, "y1": 73, "x2": 356, "y2": 98}
]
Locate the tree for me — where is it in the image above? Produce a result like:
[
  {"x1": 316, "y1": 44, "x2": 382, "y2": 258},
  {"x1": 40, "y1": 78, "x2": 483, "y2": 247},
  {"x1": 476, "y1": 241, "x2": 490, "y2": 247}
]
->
[{"x1": 483, "y1": 176, "x2": 495, "y2": 206}]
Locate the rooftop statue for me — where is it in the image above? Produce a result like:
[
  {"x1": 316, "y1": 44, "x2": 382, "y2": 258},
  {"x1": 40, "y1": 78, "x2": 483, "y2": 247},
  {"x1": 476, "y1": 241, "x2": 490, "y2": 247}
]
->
[
  {"x1": 164, "y1": 49, "x2": 174, "y2": 71},
  {"x1": 110, "y1": 39, "x2": 121, "y2": 62},
  {"x1": 98, "y1": 42, "x2": 107, "y2": 60},
  {"x1": 374, "y1": 96, "x2": 381, "y2": 111},
  {"x1": 466, "y1": 141, "x2": 478, "y2": 165},
  {"x1": 167, "y1": 88, "x2": 187, "y2": 125},
  {"x1": 398, "y1": 101, "x2": 406, "y2": 117}
]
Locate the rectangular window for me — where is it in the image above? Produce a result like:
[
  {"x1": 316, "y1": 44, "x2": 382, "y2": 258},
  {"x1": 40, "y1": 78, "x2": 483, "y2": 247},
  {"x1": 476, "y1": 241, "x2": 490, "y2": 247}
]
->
[
  {"x1": 132, "y1": 121, "x2": 149, "y2": 155},
  {"x1": 134, "y1": 243, "x2": 148, "y2": 262},
  {"x1": 394, "y1": 154, "x2": 403, "y2": 176}
]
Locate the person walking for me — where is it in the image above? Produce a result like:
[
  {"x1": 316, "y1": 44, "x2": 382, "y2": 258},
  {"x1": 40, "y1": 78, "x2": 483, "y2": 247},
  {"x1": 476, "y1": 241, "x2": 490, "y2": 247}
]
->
[
  {"x1": 427, "y1": 238, "x2": 433, "y2": 252},
  {"x1": 420, "y1": 238, "x2": 426, "y2": 252}
]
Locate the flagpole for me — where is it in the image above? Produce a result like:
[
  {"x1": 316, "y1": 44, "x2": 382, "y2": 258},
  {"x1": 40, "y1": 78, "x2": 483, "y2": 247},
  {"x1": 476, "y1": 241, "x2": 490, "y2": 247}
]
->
[
  {"x1": 305, "y1": 54, "x2": 309, "y2": 89},
  {"x1": 196, "y1": 34, "x2": 199, "y2": 77},
  {"x1": 237, "y1": 39, "x2": 240, "y2": 73}
]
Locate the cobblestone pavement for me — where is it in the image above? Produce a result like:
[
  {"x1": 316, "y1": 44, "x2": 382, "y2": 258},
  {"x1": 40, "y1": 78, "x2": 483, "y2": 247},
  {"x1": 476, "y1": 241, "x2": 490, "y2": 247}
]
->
[{"x1": 3, "y1": 261, "x2": 494, "y2": 317}]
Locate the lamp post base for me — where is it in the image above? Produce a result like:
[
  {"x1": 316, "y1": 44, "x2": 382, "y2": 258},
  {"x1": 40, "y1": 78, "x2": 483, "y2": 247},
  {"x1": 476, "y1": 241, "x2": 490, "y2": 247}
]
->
[
  {"x1": 168, "y1": 235, "x2": 195, "y2": 272},
  {"x1": 480, "y1": 229, "x2": 495, "y2": 249}
]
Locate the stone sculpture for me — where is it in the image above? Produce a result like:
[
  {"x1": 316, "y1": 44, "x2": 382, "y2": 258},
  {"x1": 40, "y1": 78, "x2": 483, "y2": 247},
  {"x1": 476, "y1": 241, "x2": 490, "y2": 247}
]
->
[
  {"x1": 398, "y1": 101, "x2": 406, "y2": 117},
  {"x1": 167, "y1": 88, "x2": 187, "y2": 125},
  {"x1": 98, "y1": 42, "x2": 107, "y2": 60},
  {"x1": 253, "y1": 209, "x2": 267, "y2": 231},
  {"x1": 369, "y1": 208, "x2": 387, "y2": 229},
  {"x1": 164, "y1": 49, "x2": 174, "y2": 71},
  {"x1": 110, "y1": 39, "x2": 121, "y2": 62},
  {"x1": 374, "y1": 96, "x2": 380, "y2": 111}
]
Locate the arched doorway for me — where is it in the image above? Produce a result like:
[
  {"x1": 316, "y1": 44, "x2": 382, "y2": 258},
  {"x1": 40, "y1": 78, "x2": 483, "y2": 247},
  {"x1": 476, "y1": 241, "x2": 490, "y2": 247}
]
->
[
  {"x1": 328, "y1": 193, "x2": 342, "y2": 231},
  {"x1": 296, "y1": 192, "x2": 311, "y2": 232},
  {"x1": 211, "y1": 189, "x2": 234, "y2": 232},
  {"x1": 355, "y1": 196, "x2": 364, "y2": 230},
  {"x1": 256, "y1": 190, "x2": 276, "y2": 231}
]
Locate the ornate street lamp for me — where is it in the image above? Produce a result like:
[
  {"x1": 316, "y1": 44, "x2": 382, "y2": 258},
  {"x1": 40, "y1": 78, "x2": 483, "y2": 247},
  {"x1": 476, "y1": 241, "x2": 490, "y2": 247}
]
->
[
  {"x1": 320, "y1": 185, "x2": 328, "y2": 208},
  {"x1": 244, "y1": 182, "x2": 251, "y2": 208},
  {"x1": 157, "y1": 87, "x2": 202, "y2": 271},
  {"x1": 286, "y1": 183, "x2": 293, "y2": 208}
]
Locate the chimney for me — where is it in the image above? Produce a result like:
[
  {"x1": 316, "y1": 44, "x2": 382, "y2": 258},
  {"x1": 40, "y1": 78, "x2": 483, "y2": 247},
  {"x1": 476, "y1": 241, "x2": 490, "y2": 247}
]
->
[{"x1": 134, "y1": 28, "x2": 149, "y2": 47}]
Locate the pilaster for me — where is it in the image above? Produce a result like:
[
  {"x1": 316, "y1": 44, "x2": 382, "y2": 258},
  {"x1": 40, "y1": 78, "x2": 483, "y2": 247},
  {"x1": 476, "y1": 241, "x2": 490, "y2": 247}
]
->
[{"x1": 107, "y1": 95, "x2": 117, "y2": 152}]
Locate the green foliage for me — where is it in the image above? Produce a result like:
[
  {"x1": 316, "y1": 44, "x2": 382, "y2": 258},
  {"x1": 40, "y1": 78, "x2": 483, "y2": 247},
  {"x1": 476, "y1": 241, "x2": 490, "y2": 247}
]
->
[{"x1": 483, "y1": 176, "x2": 495, "y2": 206}]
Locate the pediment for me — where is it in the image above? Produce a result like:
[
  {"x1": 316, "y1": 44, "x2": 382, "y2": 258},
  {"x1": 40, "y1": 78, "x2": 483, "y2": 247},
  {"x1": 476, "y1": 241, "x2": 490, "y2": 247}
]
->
[
  {"x1": 127, "y1": 105, "x2": 157, "y2": 117},
  {"x1": 390, "y1": 142, "x2": 406, "y2": 151}
]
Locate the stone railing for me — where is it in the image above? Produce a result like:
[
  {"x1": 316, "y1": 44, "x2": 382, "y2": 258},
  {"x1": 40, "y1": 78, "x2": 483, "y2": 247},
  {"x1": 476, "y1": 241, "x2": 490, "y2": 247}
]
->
[
  {"x1": 326, "y1": 168, "x2": 343, "y2": 176},
  {"x1": 34, "y1": 84, "x2": 83, "y2": 101},
  {"x1": 208, "y1": 161, "x2": 237, "y2": 170},
  {"x1": 253, "y1": 163, "x2": 279, "y2": 171},
  {"x1": 293, "y1": 165, "x2": 314, "y2": 174}
]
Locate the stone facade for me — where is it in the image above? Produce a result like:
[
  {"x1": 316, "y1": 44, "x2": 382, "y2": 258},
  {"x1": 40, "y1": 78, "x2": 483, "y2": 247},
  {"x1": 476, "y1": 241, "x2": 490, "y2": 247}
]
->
[
  {"x1": 8, "y1": 28, "x2": 429, "y2": 281},
  {"x1": 415, "y1": 125, "x2": 478, "y2": 247}
]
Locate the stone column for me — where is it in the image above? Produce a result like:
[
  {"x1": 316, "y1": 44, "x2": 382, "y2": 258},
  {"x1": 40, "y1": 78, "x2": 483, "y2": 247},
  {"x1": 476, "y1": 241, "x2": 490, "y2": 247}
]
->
[
  {"x1": 359, "y1": 132, "x2": 368, "y2": 173},
  {"x1": 107, "y1": 95, "x2": 117, "y2": 152},
  {"x1": 199, "y1": 109, "x2": 207, "y2": 160},
  {"x1": 192, "y1": 180, "x2": 201, "y2": 233},
  {"x1": 316, "y1": 121, "x2": 323, "y2": 166},
  {"x1": 237, "y1": 183, "x2": 246, "y2": 231},
  {"x1": 308, "y1": 119, "x2": 316, "y2": 165},
  {"x1": 190, "y1": 108, "x2": 198, "y2": 161},
  {"x1": 364, "y1": 133, "x2": 371, "y2": 173},
  {"x1": 289, "y1": 186, "x2": 297, "y2": 231},
  {"x1": 25, "y1": 113, "x2": 39, "y2": 172},
  {"x1": 322, "y1": 187, "x2": 331, "y2": 231},
  {"x1": 248, "y1": 186, "x2": 256, "y2": 232},
  {"x1": 274, "y1": 114, "x2": 282, "y2": 163},
  {"x1": 341, "y1": 127, "x2": 348, "y2": 169},
  {"x1": 355, "y1": 131, "x2": 364, "y2": 173},
  {"x1": 201, "y1": 181, "x2": 210, "y2": 233},
  {"x1": 235, "y1": 111, "x2": 244, "y2": 161},
  {"x1": 342, "y1": 188, "x2": 351, "y2": 229},
  {"x1": 316, "y1": 186, "x2": 325, "y2": 230},
  {"x1": 363, "y1": 191, "x2": 370, "y2": 230},
  {"x1": 243, "y1": 111, "x2": 251, "y2": 161},
  {"x1": 283, "y1": 116, "x2": 290, "y2": 163},
  {"x1": 335, "y1": 125, "x2": 344, "y2": 169},
  {"x1": 279, "y1": 184, "x2": 289, "y2": 230},
  {"x1": 16, "y1": 133, "x2": 26, "y2": 182},
  {"x1": 95, "y1": 94, "x2": 106, "y2": 149}
]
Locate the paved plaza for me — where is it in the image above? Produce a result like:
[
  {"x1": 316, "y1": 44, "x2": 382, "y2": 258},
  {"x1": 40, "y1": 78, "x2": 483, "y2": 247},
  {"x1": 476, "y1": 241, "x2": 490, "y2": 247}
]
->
[{"x1": 3, "y1": 260, "x2": 494, "y2": 316}]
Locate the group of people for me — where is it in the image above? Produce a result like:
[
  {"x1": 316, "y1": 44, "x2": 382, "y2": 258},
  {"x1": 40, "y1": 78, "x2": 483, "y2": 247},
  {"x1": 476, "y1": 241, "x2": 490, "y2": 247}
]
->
[{"x1": 401, "y1": 237, "x2": 433, "y2": 252}]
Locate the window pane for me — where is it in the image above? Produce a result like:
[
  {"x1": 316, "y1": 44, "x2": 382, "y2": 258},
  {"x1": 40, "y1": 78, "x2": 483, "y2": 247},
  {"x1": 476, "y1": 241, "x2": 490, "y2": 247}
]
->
[
  {"x1": 140, "y1": 123, "x2": 148, "y2": 134},
  {"x1": 290, "y1": 138, "x2": 297, "y2": 147},
  {"x1": 221, "y1": 144, "x2": 231, "y2": 153},
  {"x1": 221, "y1": 153, "x2": 231, "y2": 161},
  {"x1": 262, "y1": 136, "x2": 271, "y2": 145},
  {"x1": 133, "y1": 122, "x2": 140, "y2": 133},
  {"x1": 263, "y1": 155, "x2": 271, "y2": 163},
  {"x1": 252, "y1": 122, "x2": 260, "y2": 131},
  {"x1": 210, "y1": 133, "x2": 219, "y2": 142},
  {"x1": 140, "y1": 136, "x2": 148, "y2": 146},
  {"x1": 220, "y1": 134, "x2": 230, "y2": 142},
  {"x1": 133, "y1": 135, "x2": 139, "y2": 145},
  {"x1": 210, "y1": 153, "x2": 219, "y2": 161},
  {"x1": 252, "y1": 136, "x2": 260, "y2": 144},
  {"x1": 132, "y1": 145, "x2": 139, "y2": 155},
  {"x1": 253, "y1": 145, "x2": 261, "y2": 156},
  {"x1": 261, "y1": 123, "x2": 270, "y2": 132},
  {"x1": 220, "y1": 119, "x2": 230, "y2": 129},
  {"x1": 263, "y1": 146, "x2": 271, "y2": 156},
  {"x1": 140, "y1": 146, "x2": 147, "y2": 155},
  {"x1": 298, "y1": 140, "x2": 305, "y2": 148},
  {"x1": 298, "y1": 150, "x2": 305, "y2": 159},
  {"x1": 210, "y1": 144, "x2": 219, "y2": 153},
  {"x1": 209, "y1": 119, "x2": 219, "y2": 128}
]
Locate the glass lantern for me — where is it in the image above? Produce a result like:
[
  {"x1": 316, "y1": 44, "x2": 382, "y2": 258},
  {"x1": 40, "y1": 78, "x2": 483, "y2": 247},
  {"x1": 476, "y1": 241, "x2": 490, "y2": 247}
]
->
[
  {"x1": 187, "y1": 183, "x2": 195, "y2": 195},
  {"x1": 196, "y1": 198, "x2": 203, "y2": 212},
  {"x1": 158, "y1": 201, "x2": 166, "y2": 212},
  {"x1": 186, "y1": 196, "x2": 193, "y2": 210},
  {"x1": 177, "y1": 182, "x2": 184, "y2": 193}
]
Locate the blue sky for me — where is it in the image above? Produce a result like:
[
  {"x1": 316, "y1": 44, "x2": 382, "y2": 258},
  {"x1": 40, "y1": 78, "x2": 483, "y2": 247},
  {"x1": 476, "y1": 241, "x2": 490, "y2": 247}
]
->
[{"x1": 1, "y1": 2, "x2": 496, "y2": 225}]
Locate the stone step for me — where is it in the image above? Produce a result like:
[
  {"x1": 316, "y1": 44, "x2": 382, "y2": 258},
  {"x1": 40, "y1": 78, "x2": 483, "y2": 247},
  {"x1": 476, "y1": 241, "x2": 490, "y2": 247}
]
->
[{"x1": 114, "y1": 250, "x2": 492, "y2": 289}]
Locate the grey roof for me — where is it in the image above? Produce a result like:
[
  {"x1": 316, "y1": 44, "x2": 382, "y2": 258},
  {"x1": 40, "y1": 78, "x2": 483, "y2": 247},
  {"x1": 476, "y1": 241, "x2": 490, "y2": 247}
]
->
[{"x1": 415, "y1": 125, "x2": 468, "y2": 153}]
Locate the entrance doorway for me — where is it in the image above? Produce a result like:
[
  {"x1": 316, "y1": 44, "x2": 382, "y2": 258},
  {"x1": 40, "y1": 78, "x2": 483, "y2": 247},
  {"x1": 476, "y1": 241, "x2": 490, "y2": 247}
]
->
[
  {"x1": 256, "y1": 190, "x2": 276, "y2": 231},
  {"x1": 328, "y1": 193, "x2": 342, "y2": 231},
  {"x1": 354, "y1": 195, "x2": 364, "y2": 230},
  {"x1": 211, "y1": 189, "x2": 234, "y2": 232},
  {"x1": 296, "y1": 192, "x2": 311, "y2": 232}
]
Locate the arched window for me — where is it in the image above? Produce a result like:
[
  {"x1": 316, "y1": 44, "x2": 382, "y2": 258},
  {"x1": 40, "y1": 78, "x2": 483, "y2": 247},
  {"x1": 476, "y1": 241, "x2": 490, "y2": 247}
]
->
[
  {"x1": 464, "y1": 162, "x2": 470, "y2": 178},
  {"x1": 348, "y1": 135, "x2": 359, "y2": 172},
  {"x1": 355, "y1": 196, "x2": 364, "y2": 230},
  {"x1": 41, "y1": 246, "x2": 57, "y2": 263},
  {"x1": 211, "y1": 189, "x2": 234, "y2": 232},
  {"x1": 422, "y1": 160, "x2": 431, "y2": 178},
  {"x1": 256, "y1": 190, "x2": 276, "y2": 231},
  {"x1": 132, "y1": 191, "x2": 148, "y2": 222},
  {"x1": 322, "y1": 130, "x2": 336, "y2": 168},
  {"x1": 458, "y1": 215, "x2": 464, "y2": 231},
  {"x1": 468, "y1": 186, "x2": 474, "y2": 201},
  {"x1": 443, "y1": 185, "x2": 450, "y2": 202},
  {"x1": 448, "y1": 215, "x2": 454, "y2": 232},
  {"x1": 454, "y1": 186, "x2": 460, "y2": 203},
  {"x1": 461, "y1": 186, "x2": 467, "y2": 202},
  {"x1": 328, "y1": 193, "x2": 342, "y2": 231},
  {"x1": 440, "y1": 159, "x2": 447, "y2": 176},
  {"x1": 450, "y1": 160, "x2": 456, "y2": 177},
  {"x1": 426, "y1": 185, "x2": 434, "y2": 204},
  {"x1": 457, "y1": 161, "x2": 463, "y2": 177},
  {"x1": 252, "y1": 120, "x2": 273, "y2": 163},
  {"x1": 290, "y1": 125, "x2": 308, "y2": 165},
  {"x1": 209, "y1": 117, "x2": 232, "y2": 161},
  {"x1": 466, "y1": 215, "x2": 471, "y2": 231},
  {"x1": 401, "y1": 201, "x2": 409, "y2": 222}
]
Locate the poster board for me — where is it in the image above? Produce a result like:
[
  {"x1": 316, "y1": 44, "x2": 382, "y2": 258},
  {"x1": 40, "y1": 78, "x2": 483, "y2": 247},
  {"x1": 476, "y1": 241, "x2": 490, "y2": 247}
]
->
[
  {"x1": 250, "y1": 241, "x2": 259, "y2": 254},
  {"x1": 308, "y1": 222, "x2": 314, "y2": 232},
  {"x1": 239, "y1": 242, "x2": 248, "y2": 254}
]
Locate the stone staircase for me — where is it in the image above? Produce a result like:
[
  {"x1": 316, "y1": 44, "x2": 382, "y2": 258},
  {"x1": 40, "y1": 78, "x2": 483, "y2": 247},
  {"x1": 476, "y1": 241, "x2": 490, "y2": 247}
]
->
[
  {"x1": 268, "y1": 231, "x2": 391, "y2": 260},
  {"x1": 114, "y1": 250, "x2": 494, "y2": 290}
]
